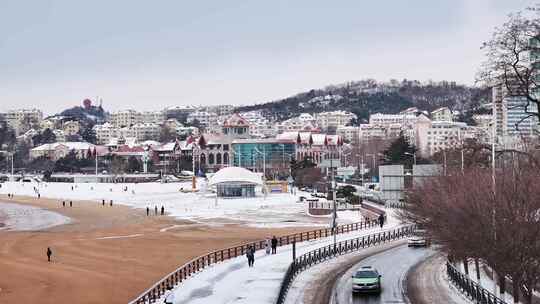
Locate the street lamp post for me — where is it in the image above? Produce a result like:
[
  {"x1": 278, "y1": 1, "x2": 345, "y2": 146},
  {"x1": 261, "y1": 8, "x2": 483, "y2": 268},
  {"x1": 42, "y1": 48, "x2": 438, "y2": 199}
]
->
[
  {"x1": 404, "y1": 152, "x2": 416, "y2": 166},
  {"x1": 365, "y1": 153, "x2": 378, "y2": 182}
]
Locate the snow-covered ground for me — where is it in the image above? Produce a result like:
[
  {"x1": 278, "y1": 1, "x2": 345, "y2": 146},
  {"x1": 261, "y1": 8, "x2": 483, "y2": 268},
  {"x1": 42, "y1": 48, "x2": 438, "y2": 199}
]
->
[
  {"x1": 0, "y1": 201, "x2": 71, "y2": 231},
  {"x1": 158, "y1": 212, "x2": 402, "y2": 304},
  {"x1": 0, "y1": 181, "x2": 363, "y2": 228}
]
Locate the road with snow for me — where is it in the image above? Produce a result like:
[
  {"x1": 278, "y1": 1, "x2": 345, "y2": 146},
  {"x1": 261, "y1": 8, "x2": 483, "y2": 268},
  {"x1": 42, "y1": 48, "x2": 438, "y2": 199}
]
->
[
  {"x1": 158, "y1": 222, "x2": 402, "y2": 304},
  {"x1": 331, "y1": 245, "x2": 435, "y2": 304}
]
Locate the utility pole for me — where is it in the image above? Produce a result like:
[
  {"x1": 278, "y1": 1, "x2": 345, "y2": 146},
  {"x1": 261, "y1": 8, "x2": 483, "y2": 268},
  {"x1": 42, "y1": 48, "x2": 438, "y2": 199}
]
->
[
  {"x1": 461, "y1": 149, "x2": 464, "y2": 173},
  {"x1": 490, "y1": 121, "x2": 497, "y2": 296},
  {"x1": 332, "y1": 156, "x2": 337, "y2": 248},
  {"x1": 360, "y1": 154, "x2": 364, "y2": 187},
  {"x1": 11, "y1": 152, "x2": 14, "y2": 177}
]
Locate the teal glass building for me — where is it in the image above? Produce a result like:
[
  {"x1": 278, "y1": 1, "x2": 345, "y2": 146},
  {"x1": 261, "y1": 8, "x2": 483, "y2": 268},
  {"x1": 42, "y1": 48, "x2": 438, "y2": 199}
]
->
[{"x1": 231, "y1": 139, "x2": 296, "y2": 173}]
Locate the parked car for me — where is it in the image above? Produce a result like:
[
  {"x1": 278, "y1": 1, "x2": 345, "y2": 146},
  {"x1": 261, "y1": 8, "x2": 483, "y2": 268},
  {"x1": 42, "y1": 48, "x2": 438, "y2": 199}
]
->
[
  {"x1": 352, "y1": 266, "x2": 382, "y2": 294},
  {"x1": 407, "y1": 229, "x2": 429, "y2": 247}
]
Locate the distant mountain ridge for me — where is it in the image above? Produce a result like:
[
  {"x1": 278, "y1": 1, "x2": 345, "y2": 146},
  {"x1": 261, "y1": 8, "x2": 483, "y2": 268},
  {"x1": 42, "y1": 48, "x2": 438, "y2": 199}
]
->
[{"x1": 236, "y1": 79, "x2": 491, "y2": 122}]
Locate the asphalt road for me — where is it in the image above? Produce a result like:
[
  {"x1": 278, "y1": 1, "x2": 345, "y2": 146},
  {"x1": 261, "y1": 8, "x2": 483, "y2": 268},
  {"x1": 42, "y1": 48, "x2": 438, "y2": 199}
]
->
[{"x1": 331, "y1": 244, "x2": 436, "y2": 304}]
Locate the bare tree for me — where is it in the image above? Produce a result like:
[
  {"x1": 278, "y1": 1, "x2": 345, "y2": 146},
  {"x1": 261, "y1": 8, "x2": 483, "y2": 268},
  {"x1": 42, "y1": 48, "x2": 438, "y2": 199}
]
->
[
  {"x1": 400, "y1": 166, "x2": 540, "y2": 303},
  {"x1": 479, "y1": 6, "x2": 540, "y2": 124}
]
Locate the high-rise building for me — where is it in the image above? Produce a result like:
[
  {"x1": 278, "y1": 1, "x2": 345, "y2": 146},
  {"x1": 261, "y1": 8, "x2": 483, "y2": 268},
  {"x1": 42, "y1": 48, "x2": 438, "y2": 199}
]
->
[
  {"x1": 492, "y1": 83, "x2": 539, "y2": 141},
  {"x1": 5, "y1": 108, "x2": 43, "y2": 135}
]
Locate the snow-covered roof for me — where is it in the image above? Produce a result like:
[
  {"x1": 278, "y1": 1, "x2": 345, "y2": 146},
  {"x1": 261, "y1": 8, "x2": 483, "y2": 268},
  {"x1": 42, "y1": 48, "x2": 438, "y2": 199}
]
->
[
  {"x1": 222, "y1": 113, "x2": 250, "y2": 127},
  {"x1": 208, "y1": 167, "x2": 263, "y2": 186},
  {"x1": 31, "y1": 142, "x2": 95, "y2": 152}
]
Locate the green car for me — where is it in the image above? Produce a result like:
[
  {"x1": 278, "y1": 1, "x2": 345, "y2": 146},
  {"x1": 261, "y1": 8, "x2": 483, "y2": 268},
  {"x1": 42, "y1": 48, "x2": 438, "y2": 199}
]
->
[{"x1": 352, "y1": 266, "x2": 382, "y2": 293}]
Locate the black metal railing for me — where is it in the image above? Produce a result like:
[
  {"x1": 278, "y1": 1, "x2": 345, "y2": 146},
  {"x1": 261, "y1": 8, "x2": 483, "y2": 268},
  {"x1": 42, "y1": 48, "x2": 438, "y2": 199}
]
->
[
  {"x1": 446, "y1": 261, "x2": 508, "y2": 304},
  {"x1": 275, "y1": 225, "x2": 414, "y2": 304},
  {"x1": 128, "y1": 219, "x2": 379, "y2": 304}
]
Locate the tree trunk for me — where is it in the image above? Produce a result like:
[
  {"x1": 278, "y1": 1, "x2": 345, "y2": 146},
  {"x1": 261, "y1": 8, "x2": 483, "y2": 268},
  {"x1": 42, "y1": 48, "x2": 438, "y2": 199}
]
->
[
  {"x1": 475, "y1": 258, "x2": 481, "y2": 281},
  {"x1": 498, "y1": 274, "x2": 506, "y2": 301},
  {"x1": 512, "y1": 277, "x2": 519, "y2": 304}
]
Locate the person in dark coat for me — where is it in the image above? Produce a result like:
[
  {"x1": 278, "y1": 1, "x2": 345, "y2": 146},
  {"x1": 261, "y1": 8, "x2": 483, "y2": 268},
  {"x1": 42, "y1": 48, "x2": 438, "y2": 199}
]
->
[
  {"x1": 110, "y1": 200, "x2": 113, "y2": 206},
  {"x1": 271, "y1": 236, "x2": 278, "y2": 254},
  {"x1": 161, "y1": 206, "x2": 165, "y2": 216},
  {"x1": 146, "y1": 207, "x2": 150, "y2": 216},
  {"x1": 102, "y1": 199, "x2": 105, "y2": 206},
  {"x1": 46, "y1": 247, "x2": 52, "y2": 262},
  {"x1": 378, "y1": 213, "x2": 385, "y2": 228},
  {"x1": 69, "y1": 201, "x2": 72, "y2": 207},
  {"x1": 62, "y1": 201, "x2": 65, "y2": 207},
  {"x1": 246, "y1": 246, "x2": 255, "y2": 267}
]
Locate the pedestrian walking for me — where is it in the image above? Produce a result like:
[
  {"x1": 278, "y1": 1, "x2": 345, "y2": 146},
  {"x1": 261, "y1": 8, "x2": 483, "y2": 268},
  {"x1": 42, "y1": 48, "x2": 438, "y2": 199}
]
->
[
  {"x1": 71, "y1": 186, "x2": 74, "y2": 191},
  {"x1": 246, "y1": 246, "x2": 255, "y2": 267},
  {"x1": 38, "y1": 193, "x2": 40, "y2": 199},
  {"x1": 265, "y1": 238, "x2": 271, "y2": 255},
  {"x1": 146, "y1": 207, "x2": 150, "y2": 216},
  {"x1": 163, "y1": 286, "x2": 175, "y2": 304},
  {"x1": 69, "y1": 201, "x2": 72, "y2": 207},
  {"x1": 102, "y1": 199, "x2": 105, "y2": 206},
  {"x1": 155, "y1": 206, "x2": 158, "y2": 216},
  {"x1": 378, "y1": 213, "x2": 385, "y2": 229},
  {"x1": 46, "y1": 247, "x2": 52, "y2": 262},
  {"x1": 271, "y1": 236, "x2": 278, "y2": 254},
  {"x1": 62, "y1": 201, "x2": 65, "y2": 207},
  {"x1": 161, "y1": 206, "x2": 165, "y2": 216},
  {"x1": 110, "y1": 200, "x2": 113, "y2": 206}
]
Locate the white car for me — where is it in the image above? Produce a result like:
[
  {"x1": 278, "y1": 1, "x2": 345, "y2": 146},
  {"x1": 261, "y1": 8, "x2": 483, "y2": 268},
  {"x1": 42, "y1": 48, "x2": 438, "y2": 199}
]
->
[{"x1": 407, "y1": 229, "x2": 429, "y2": 247}]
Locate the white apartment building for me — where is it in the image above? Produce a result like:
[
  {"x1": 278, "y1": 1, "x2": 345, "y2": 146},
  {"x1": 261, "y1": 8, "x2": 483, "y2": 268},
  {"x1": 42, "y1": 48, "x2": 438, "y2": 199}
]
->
[
  {"x1": 5, "y1": 109, "x2": 43, "y2": 135},
  {"x1": 53, "y1": 129, "x2": 66, "y2": 142},
  {"x1": 239, "y1": 111, "x2": 274, "y2": 138},
  {"x1": 336, "y1": 126, "x2": 359, "y2": 143},
  {"x1": 277, "y1": 113, "x2": 319, "y2": 133},
  {"x1": 141, "y1": 110, "x2": 166, "y2": 124},
  {"x1": 415, "y1": 115, "x2": 469, "y2": 156},
  {"x1": 315, "y1": 111, "x2": 356, "y2": 130},
  {"x1": 205, "y1": 105, "x2": 234, "y2": 116},
  {"x1": 93, "y1": 123, "x2": 118, "y2": 144},
  {"x1": 110, "y1": 109, "x2": 141, "y2": 127},
  {"x1": 118, "y1": 123, "x2": 160, "y2": 142},
  {"x1": 431, "y1": 107, "x2": 453, "y2": 122},
  {"x1": 187, "y1": 111, "x2": 218, "y2": 127},
  {"x1": 40, "y1": 119, "x2": 56, "y2": 131},
  {"x1": 472, "y1": 114, "x2": 492, "y2": 128},
  {"x1": 368, "y1": 113, "x2": 417, "y2": 126},
  {"x1": 62, "y1": 120, "x2": 80, "y2": 137},
  {"x1": 359, "y1": 124, "x2": 387, "y2": 140}
]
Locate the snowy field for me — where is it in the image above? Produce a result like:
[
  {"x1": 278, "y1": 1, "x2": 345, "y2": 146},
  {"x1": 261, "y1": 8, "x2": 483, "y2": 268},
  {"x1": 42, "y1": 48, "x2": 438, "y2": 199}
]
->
[
  {"x1": 0, "y1": 201, "x2": 71, "y2": 231},
  {"x1": 0, "y1": 181, "x2": 363, "y2": 228},
  {"x1": 157, "y1": 213, "x2": 402, "y2": 304}
]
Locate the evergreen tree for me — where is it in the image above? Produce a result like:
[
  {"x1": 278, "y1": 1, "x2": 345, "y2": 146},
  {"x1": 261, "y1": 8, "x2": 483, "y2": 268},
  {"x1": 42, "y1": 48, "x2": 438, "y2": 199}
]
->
[
  {"x1": 80, "y1": 127, "x2": 97, "y2": 144},
  {"x1": 382, "y1": 134, "x2": 417, "y2": 168}
]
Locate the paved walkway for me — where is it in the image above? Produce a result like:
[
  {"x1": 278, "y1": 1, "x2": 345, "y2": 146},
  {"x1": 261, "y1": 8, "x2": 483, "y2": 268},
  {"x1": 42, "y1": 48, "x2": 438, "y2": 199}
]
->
[{"x1": 165, "y1": 216, "x2": 400, "y2": 304}]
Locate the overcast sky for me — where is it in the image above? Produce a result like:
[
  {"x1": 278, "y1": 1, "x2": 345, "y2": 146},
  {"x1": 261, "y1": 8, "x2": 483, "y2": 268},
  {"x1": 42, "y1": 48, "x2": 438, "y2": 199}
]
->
[{"x1": 0, "y1": 0, "x2": 536, "y2": 115}]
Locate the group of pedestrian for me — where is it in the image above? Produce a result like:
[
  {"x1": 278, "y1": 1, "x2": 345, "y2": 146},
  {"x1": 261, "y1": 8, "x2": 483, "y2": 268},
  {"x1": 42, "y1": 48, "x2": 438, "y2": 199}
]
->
[
  {"x1": 263, "y1": 236, "x2": 278, "y2": 255},
  {"x1": 247, "y1": 236, "x2": 279, "y2": 267},
  {"x1": 146, "y1": 205, "x2": 165, "y2": 216},
  {"x1": 62, "y1": 201, "x2": 73, "y2": 207},
  {"x1": 6, "y1": 193, "x2": 14, "y2": 198},
  {"x1": 100, "y1": 199, "x2": 113, "y2": 206}
]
